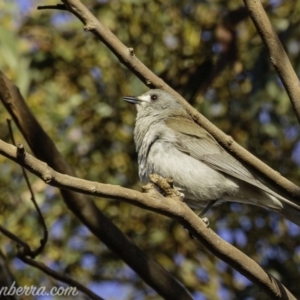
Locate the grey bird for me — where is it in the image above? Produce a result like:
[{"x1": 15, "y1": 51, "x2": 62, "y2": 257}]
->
[{"x1": 124, "y1": 89, "x2": 300, "y2": 226}]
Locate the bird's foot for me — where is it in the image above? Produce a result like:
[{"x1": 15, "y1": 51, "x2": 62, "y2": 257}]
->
[
  {"x1": 147, "y1": 174, "x2": 184, "y2": 202},
  {"x1": 184, "y1": 217, "x2": 210, "y2": 239},
  {"x1": 173, "y1": 186, "x2": 185, "y2": 202},
  {"x1": 201, "y1": 217, "x2": 210, "y2": 228}
]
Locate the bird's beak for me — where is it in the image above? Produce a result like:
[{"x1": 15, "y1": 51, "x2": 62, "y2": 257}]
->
[{"x1": 123, "y1": 96, "x2": 141, "y2": 105}]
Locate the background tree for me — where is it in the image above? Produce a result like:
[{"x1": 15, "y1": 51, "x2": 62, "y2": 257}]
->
[{"x1": 0, "y1": 0, "x2": 300, "y2": 299}]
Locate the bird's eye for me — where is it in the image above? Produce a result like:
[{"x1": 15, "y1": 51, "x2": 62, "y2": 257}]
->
[{"x1": 150, "y1": 94, "x2": 158, "y2": 101}]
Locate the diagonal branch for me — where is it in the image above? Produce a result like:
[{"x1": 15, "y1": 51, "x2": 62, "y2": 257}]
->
[
  {"x1": 243, "y1": 0, "x2": 300, "y2": 123},
  {"x1": 53, "y1": 0, "x2": 300, "y2": 199},
  {"x1": 0, "y1": 138, "x2": 296, "y2": 300},
  {"x1": 19, "y1": 256, "x2": 105, "y2": 300}
]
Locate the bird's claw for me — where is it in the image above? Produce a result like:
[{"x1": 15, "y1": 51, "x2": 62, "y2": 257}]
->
[
  {"x1": 176, "y1": 190, "x2": 185, "y2": 201},
  {"x1": 201, "y1": 217, "x2": 210, "y2": 228}
]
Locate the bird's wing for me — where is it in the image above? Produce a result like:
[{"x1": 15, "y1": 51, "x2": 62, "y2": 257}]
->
[
  {"x1": 165, "y1": 117, "x2": 269, "y2": 191},
  {"x1": 166, "y1": 117, "x2": 300, "y2": 218}
]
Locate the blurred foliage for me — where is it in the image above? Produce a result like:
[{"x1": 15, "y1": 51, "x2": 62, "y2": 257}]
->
[{"x1": 0, "y1": 0, "x2": 300, "y2": 299}]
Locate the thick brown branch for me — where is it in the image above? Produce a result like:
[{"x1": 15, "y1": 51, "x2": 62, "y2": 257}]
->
[
  {"x1": 60, "y1": 0, "x2": 300, "y2": 199},
  {"x1": 0, "y1": 138, "x2": 296, "y2": 300},
  {"x1": 243, "y1": 0, "x2": 300, "y2": 123}
]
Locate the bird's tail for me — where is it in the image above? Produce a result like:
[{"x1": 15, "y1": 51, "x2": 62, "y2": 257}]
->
[
  {"x1": 246, "y1": 177, "x2": 300, "y2": 226},
  {"x1": 239, "y1": 179, "x2": 300, "y2": 226},
  {"x1": 274, "y1": 199, "x2": 300, "y2": 226},
  {"x1": 263, "y1": 187, "x2": 300, "y2": 226}
]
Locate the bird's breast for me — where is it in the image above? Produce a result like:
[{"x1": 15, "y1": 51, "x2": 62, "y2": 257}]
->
[{"x1": 136, "y1": 130, "x2": 239, "y2": 202}]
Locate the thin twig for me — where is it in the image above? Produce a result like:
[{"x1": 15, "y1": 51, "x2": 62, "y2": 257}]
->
[
  {"x1": 18, "y1": 256, "x2": 105, "y2": 300},
  {"x1": 0, "y1": 224, "x2": 31, "y2": 254},
  {"x1": 243, "y1": 0, "x2": 300, "y2": 123},
  {"x1": 7, "y1": 119, "x2": 48, "y2": 257},
  {"x1": 37, "y1": 4, "x2": 67, "y2": 11},
  {"x1": 0, "y1": 194, "x2": 103, "y2": 300}
]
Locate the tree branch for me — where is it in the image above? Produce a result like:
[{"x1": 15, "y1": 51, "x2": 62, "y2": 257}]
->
[
  {"x1": 57, "y1": 0, "x2": 300, "y2": 199},
  {"x1": 0, "y1": 138, "x2": 296, "y2": 300},
  {"x1": 7, "y1": 121, "x2": 48, "y2": 258},
  {"x1": 0, "y1": 250, "x2": 19, "y2": 300},
  {"x1": 18, "y1": 256, "x2": 105, "y2": 300},
  {"x1": 0, "y1": 224, "x2": 103, "y2": 300},
  {"x1": 243, "y1": 0, "x2": 300, "y2": 123}
]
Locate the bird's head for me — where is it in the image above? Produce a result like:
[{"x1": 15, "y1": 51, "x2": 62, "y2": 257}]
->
[{"x1": 123, "y1": 89, "x2": 187, "y2": 118}]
